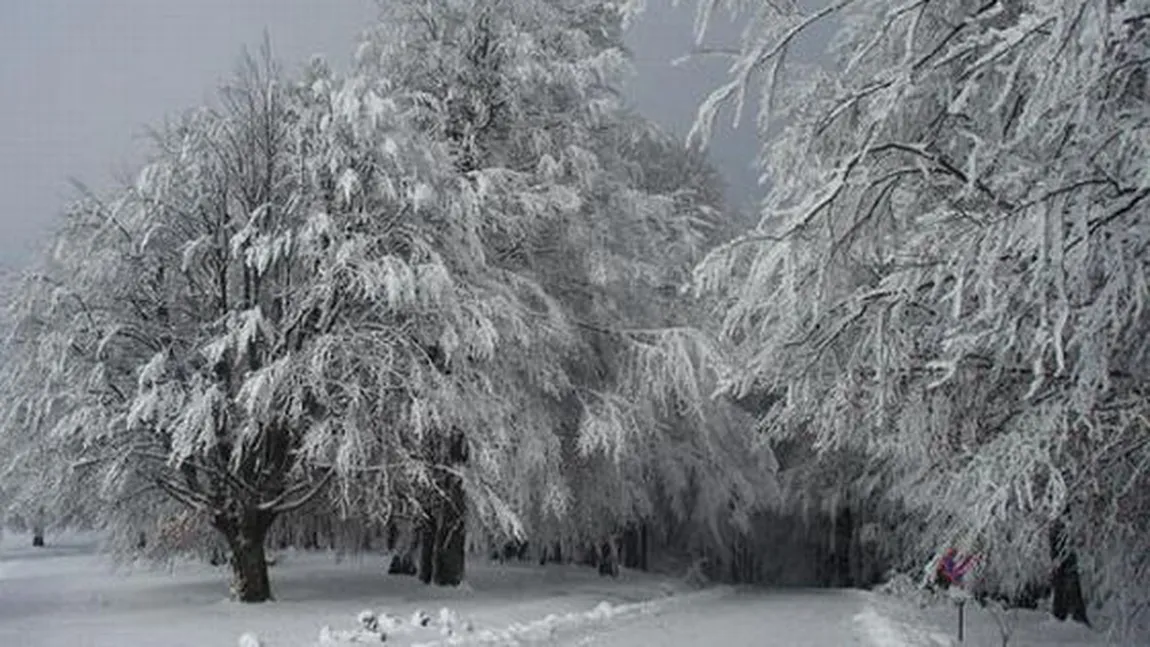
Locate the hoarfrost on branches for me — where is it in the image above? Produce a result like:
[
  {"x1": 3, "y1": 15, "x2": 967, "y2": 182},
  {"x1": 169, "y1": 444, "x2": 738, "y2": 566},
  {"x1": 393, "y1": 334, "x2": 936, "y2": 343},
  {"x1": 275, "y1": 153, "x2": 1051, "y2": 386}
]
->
[
  {"x1": 690, "y1": 0, "x2": 1150, "y2": 634},
  {"x1": 0, "y1": 0, "x2": 776, "y2": 597}
]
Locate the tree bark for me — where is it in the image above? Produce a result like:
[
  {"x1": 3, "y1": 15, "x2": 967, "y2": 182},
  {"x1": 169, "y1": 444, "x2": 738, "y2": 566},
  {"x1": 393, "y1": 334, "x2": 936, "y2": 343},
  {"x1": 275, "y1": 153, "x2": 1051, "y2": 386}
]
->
[
  {"x1": 598, "y1": 538, "x2": 618, "y2": 577},
  {"x1": 417, "y1": 346, "x2": 470, "y2": 586},
  {"x1": 621, "y1": 524, "x2": 641, "y2": 569},
  {"x1": 32, "y1": 508, "x2": 45, "y2": 547},
  {"x1": 639, "y1": 523, "x2": 649, "y2": 571},
  {"x1": 1049, "y1": 520, "x2": 1090, "y2": 626},
  {"x1": 386, "y1": 521, "x2": 399, "y2": 552},
  {"x1": 418, "y1": 517, "x2": 437, "y2": 585},
  {"x1": 433, "y1": 511, "x2": 465, "y2": 585},
  {"x1": 540, "y1": 540, "x2": 564, "y2": 565},
  {"x1": 831, "y1": 506, "x2": 854, "y2": 588},
  {"x1": 432, "y1": 430, "x2": 468, "y2": 586},
  {"x1": 214, "y1": 510, "x2": 276, "y2": 603}
]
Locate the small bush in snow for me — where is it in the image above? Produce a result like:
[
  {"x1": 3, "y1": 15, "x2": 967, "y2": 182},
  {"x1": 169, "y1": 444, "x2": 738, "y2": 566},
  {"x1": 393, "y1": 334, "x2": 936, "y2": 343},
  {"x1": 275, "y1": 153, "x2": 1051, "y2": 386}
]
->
[{"x1": 237, "y1": 633, "x2": 262, "y2": 647}]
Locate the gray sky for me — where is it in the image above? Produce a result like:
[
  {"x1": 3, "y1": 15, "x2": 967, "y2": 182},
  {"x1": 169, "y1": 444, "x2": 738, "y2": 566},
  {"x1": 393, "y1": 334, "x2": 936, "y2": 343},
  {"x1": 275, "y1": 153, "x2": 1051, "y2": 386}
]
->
[
  {"x1": 0, "y1": 0, "x2": 757, "y2": 271},
  {"x1": 625, "y1": 7, "x2": 760, "y2": 210}
]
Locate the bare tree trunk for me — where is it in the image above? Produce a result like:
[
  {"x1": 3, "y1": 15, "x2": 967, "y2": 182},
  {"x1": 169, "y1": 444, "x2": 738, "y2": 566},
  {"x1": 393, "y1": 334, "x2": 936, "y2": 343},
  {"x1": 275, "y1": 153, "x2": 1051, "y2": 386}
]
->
[
  {"x1": 418, "y1": 517, "x2": 437, "y2": 585},
  {"x1": 639, "y1": 522, "x2": 649, "y2": 571},
  {"x1": 498, "y1": 539, "x2": 528, "y2": 562},
  {"x1": 214, "y1": 509, "x2": 276, "y2": 603},
  {"x1": 31, "y1": 508, "x2": 45, "y2": 547},
  {"x1": 303, "y1": 527, "x2": 319, "y2": 550},
  {"x1": 432, "y1": 430, "x2": 468, "y2": 586},
  {"x1": 387, "y1": 524, "x2": 418, "y2": 576},
  {"x1": 597, "y1": 538, "x2": 618, "y2": 577},
  {"x1": 417, "y1": 420, "x2": 440, "y2": 585},
  {"x1": 540, "y1": 540, "x2": 563, "y2": 565},
  {"x1": 229, "y1": 532, "x2": 271, "y2": 602},
  {"x1": 1050, "y1": 520, "x2": 1090, "y2": 626},
  {"x1": 432, "y1": 507, "x2": 465, "y2": 586},
  {"x1": 581, "y1": 541, "x2": 599, "y2": 568},
  {"x1": 417, "y1": 346, "x2": 470, "y2": 586},
  {"x1": 386, "y1": 521, "x2": 399, "y2": 551},
  {"x1": 830, "y1": 506, "x2": 853, "y2": 588},
  {"x1": 621, "y1": 524, "x2": 641, "y2": 569}
]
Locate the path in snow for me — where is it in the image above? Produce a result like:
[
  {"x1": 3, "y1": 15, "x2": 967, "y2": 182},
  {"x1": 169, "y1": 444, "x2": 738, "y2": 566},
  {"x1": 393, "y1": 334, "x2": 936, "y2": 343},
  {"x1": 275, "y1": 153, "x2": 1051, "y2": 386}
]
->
[{"x1": 552, "y1": 588, "x2": 867, "y2": 646}]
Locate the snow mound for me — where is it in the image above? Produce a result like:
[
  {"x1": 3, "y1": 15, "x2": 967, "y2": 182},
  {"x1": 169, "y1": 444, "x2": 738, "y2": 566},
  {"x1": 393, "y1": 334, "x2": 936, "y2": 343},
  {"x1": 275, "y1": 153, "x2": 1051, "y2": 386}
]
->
[
  {"x1": 318, "y1": 604, "x2": 477, "y2": 645},
  {"x1": 438, "y1": 607, "x2": 461, "y2": 635},
  {"x1": 412, "y1": 608, "x2": 432, "y2": 627},
  {"x1": 406, "y1": 587, "x2": 728, "y2": 647},
  {"x1": 318, "y1": 624, "x2": 387, "y2": 644},
  {"x1": 357, "y1": 610, "x2": 380, "y2": 633},
  {"x1": 312, "y1": 586, "x2": 728, "y2": 646},
  {"x1": 238, "y1": 633, "x2": 264, "y2": 647}
]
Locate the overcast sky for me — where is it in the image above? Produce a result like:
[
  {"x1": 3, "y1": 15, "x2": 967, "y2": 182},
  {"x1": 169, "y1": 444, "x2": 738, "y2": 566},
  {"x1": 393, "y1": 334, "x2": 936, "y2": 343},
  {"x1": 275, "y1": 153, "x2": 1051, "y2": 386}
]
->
[{"x1": 0, "y1": 0, "x2": 758, "y2": 271}]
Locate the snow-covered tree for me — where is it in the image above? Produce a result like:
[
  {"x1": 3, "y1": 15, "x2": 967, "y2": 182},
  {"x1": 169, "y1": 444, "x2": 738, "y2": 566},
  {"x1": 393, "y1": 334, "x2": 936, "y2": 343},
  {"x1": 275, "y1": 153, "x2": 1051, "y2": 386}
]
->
[
  {"x1": 354, "y1": 0, "x2": 774, "y2": 572},
  {"x1": 1, "y1": 0, "x2": 777, "y2": 601},
  {"x1": 690, "y1": 0, "x2": 1150, "y2": 632},
  {"x1": 0, "y1": 48, "x2": 333, "y2": 600},
  {"x1": 0, "y1": 40, "x2": 577, "y2": 600}
]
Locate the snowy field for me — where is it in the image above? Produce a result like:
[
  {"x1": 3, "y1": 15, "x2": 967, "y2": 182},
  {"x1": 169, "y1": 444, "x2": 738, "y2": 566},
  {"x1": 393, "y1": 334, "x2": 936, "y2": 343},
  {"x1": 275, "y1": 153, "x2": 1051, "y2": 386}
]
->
[{"x1": 0, "y1": 531, "x2": 1113, "y2": 647}]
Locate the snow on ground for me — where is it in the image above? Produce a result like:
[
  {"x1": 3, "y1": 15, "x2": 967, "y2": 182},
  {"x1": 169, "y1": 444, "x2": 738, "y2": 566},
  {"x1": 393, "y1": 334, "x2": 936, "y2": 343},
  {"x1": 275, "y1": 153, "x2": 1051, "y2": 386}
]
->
[
  {"x1": 0, "y1": 530, "x2": 689, "y2": 647},
  {"x1": 0, "y1": 530, "x2": 1120, "y2": 646},
  {"x1": 550, "y1": 588, "x2": 865, "y2": 646},
  {"x1": 857, "y1": 578, "x2": 1113, "y2": 647},
  {"x1": 2, "y1": 530, "x2": 740, "y2": 647}
]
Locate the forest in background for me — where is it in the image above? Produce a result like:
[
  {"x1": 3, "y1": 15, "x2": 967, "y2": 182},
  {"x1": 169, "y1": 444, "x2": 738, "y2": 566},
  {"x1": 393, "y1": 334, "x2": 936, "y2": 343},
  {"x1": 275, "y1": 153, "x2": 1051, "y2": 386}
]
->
[{"x1": 1, "y1": 0, "x2": 1146, "y2": 642}]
